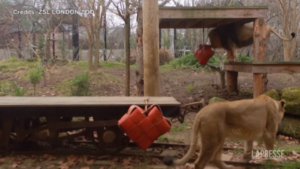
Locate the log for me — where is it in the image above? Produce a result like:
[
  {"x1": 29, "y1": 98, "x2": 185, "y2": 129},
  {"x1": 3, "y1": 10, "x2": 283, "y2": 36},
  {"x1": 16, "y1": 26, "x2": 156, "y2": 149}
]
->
[{"x1": 278, "y1": 116, "x2": 300, "y2": 139}]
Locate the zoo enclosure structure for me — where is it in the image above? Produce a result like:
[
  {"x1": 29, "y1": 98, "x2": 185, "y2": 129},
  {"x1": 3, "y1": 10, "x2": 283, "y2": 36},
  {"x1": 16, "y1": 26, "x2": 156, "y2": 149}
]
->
[{"x1": 138, "y1": 6, "x2": 300, "y2": 98}]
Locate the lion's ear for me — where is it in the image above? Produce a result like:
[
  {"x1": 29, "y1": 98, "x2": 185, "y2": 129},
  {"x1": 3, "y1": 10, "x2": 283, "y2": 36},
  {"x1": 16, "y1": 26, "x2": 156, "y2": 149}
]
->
[{"x1": 280, "y1": 100, "x2": 286, "y2": 108}]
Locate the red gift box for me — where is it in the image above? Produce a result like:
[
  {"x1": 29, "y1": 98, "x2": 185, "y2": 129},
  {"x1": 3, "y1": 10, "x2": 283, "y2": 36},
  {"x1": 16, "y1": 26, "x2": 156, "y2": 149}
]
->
[
  {"x1": 118, "y1": 105, "x2": 171, "y2": 150},
  {"x1": 194, "y1": 44, "x2": 214, "y2": 65}
]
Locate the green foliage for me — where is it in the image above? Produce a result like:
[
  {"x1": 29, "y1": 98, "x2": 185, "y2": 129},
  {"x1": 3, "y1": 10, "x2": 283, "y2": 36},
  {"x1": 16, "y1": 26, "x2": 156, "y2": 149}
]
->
[
  {"x1": 0, "y1": 81, "x2": 25, "y2": 96},
  {"x1": 170, "y1": 122, "x2": 188, "y2": 132},
  {"x1": 37, "y1": 36, "x2": 45, "y2": 58},
  {"x1": 207, "y1": 54, "x2": 226, "y2": 67},
  {"x1": 165, "y1": 52, "x2": 224, "y2": 71},
  {"x1": 28, "y1": 66, "x2": 43, "y2": 96},
  {"x1": 237, "y1": 54, "x2": 252, "y2": 62},
  {"x1": 11, "y1": 82, "x2": 26, "y2": 96},
  {"x1": 166, "y1": 52, "x2": 200, "y2": 69},
  {"x1": 164, "y1": 52, "x2": 252, "y2": 71},
  {"x1": 162, "y1": 30, "x2": 171, "y2": 49},
  {"x1": 58, "y1": 40, "x2": 68, "y2": 59},
  {"x1": 186, "y1": 83, "x2": 194, "y2": 94},
  {"x1": 7, "y1": 56, "x2": 20, "y2": 63},
  {"x1": 70, "y1": 71, "x2": 90, "y2": 96}
]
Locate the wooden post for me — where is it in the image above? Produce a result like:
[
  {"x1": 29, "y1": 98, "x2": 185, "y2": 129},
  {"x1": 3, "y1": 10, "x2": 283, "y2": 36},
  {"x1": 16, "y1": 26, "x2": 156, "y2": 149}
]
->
[
  {"x1": 143, "y1": 0, "x2": 160, "y2": 96},
  {"x1": 226, "y1": 50, "x2": 238, "y2": 93},
  {"x1": 253, "y1": 18, "x2": 267, "y2": 98}
]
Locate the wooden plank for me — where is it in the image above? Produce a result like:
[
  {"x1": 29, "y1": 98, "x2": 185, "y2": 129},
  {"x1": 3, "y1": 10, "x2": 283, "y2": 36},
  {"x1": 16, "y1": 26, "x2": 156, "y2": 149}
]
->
[
  {"x1": 252, "y1": 64, "x2": 300, "y2": 73},
  {"x1": 224, "y1": 62, "x2": 300, "y2": 73},
  {"x1": 0, "y1": 97, "x2": 181, "y2": 107}
]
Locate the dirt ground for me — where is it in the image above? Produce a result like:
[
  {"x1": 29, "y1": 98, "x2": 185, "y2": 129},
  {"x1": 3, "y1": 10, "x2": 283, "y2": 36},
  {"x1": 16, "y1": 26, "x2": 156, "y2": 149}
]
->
[{"x1": 1, "y1": 59, "x2": 300, "y2": 168}]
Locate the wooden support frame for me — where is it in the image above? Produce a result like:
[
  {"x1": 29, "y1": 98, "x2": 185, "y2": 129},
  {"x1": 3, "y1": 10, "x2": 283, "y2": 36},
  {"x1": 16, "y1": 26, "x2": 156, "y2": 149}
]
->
[
  {"x1": 226, "y1": 50, "x2": 238, "y2": 93},
  {"x1": 138, "y1": 6, "x2": 271, "y2": 97},
  {"x1": 143, "y1": 0, "x2": 160, "y2": 96},
  {"x1": 253, "y1": 18, "x2": 267, "y2": 98}
]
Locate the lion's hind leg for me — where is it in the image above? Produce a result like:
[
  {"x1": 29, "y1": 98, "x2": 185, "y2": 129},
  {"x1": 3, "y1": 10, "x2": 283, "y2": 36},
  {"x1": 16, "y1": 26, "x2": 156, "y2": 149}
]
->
[
  {"x1": 194, "y1": 124, "x2": 221, "y2": 169},
  {"x1": 211, "y1": 139, "x2": 234, "y2": 169}
]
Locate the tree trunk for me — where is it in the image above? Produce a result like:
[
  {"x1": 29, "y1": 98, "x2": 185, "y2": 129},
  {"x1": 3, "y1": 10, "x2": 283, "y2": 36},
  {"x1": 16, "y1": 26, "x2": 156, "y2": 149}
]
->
[
  {"x1": 52, "y1": 28, "x2": 55, "y2": 58},
  {"x1": 283, "y1": 41, "x2": 291, "y2": 61},
  {"x1": 45, "y1": 32, "x2": 51, "y2": 59},
  {"x1": 103, "y1": 11, "x2": 107, "y2": 61},
  {"x1": 72, "y1": 14, "x2": 79, "y2": 61},
  {"x1": 135, "y1": 9, "x2": 144, "y2": 96},
  {"x1": 88, "y1": 37, "x2": 94, "y2": 71},
  {"x1": 125, "y1": 0, "x2": 130, "y2": 96}
]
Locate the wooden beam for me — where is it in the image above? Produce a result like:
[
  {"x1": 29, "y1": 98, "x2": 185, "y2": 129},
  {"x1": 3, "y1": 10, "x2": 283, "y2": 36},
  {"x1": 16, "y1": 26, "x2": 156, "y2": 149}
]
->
[
  {"x1": 224, "y1": 62, "x2": 300, "y2": 73},
  {"x1": 157, "y1": 7, "x2": 268, "y2": 20},
  {"x1": 186, "y1": 19, "x2": 203, "y2": 28},
  {"x1": 253, "y1": 18, "x2": 267, "y2": 98},
  {"x1": 143, "y1": 0, "x2": 160, "y2": 96}
]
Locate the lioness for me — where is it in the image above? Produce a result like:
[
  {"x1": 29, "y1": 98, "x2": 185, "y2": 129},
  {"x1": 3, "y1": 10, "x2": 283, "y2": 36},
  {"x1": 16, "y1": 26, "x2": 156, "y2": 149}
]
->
[{"x1": 163, "y1": 94, "x2": 285, "y2": 169}]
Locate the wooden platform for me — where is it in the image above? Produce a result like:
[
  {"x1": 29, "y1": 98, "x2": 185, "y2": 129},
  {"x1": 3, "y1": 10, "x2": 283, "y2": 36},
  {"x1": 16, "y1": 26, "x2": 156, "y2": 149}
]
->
[
  {"x1": 0, "y1": 96, "x2": 181, "y2": 107},
  {"x1": 224, "y1": 62, "x2": 300, "y2": 73},
  {"x1": 138, "y1": 6, "x2": 268, "y2": 29},
  {"x1": 0, "y1": 97, "x2": 181, "y2": 118}
]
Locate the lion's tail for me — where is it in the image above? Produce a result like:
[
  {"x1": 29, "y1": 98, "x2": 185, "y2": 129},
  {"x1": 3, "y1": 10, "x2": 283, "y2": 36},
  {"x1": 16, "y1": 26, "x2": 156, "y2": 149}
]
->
[{"x1": 173, "y1": 114, "x2": 202, "y2": 165}]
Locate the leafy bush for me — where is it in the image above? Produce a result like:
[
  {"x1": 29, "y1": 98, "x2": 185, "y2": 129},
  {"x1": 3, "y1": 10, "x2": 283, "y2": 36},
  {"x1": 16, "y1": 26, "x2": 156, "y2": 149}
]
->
[
  {"x1": 70, "y1": 71, "x2": 90, "y2": 96},
  {"x1": 167, "y1": 52, "x2": 200, "y2": 69},
  {"x1": 11, "y1": 82, "x2": 26, "y2": 96},
  {"x1": 0, "y1": 81, "x2": 26, "y2": 96},
  {"x1": 165, "y1": 52, "x2": 225, "y2": 71},
  {"x1": 237, "y1": 54, "x2": 252, "y2": 62},
  {"x1": 28, "y1": 67, "x2": 43, "y2": 96}
]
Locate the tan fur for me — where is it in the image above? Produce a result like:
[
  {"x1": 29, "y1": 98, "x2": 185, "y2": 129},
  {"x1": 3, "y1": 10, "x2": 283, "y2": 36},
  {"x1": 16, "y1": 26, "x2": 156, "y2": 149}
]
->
[
  {"x1": 208, "y1": 22, "x2": 294, "y2": 60},
  {"x1": 171, "y1": 94, "x2": 285, "y2": 169}
]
